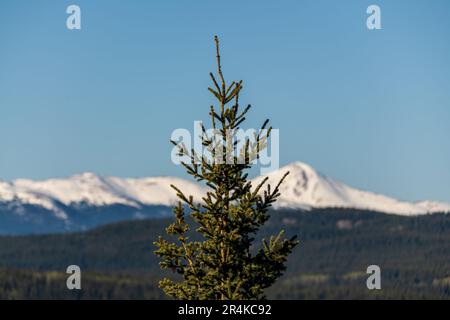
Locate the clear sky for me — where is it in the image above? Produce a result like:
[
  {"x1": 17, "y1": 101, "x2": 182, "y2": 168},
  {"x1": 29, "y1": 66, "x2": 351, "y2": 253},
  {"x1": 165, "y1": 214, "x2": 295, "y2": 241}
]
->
[{"x1": 1, "y1": 0, "x2": 449, "y2": 203}]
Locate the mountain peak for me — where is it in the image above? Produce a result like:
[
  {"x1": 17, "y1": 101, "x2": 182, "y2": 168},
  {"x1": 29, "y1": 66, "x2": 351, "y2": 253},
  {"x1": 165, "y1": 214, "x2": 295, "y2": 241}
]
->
[
  {"x1": 285, "y1": 161, "x2": 317, "y2": 171},
  {"x1": 255, "y1": 161, "x2": 450, "y2": 215},
  {"x1": 71, "y1": 172, "x2": 101, "y2": 179},
  {"x1": 1, "y1": 162, "x2": 450, "y2": 218},
  {"x1": 282, "y1": 161, "x2": 320, "y2": 181},
  {"x1": 67, "y1": 172, "x2": 106, "y2": 184}
]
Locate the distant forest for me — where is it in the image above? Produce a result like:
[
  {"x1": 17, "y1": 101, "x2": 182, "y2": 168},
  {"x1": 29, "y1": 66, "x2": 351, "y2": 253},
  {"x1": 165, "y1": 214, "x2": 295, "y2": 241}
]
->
[{"x1": 1, "y1": 209, "x2": 449, "y2": 299}]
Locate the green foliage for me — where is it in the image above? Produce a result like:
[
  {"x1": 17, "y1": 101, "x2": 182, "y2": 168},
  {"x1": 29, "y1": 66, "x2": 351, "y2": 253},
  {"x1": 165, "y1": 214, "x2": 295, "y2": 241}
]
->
[
  {"x1": 0, "y1": 209, "x2": 450, "y2": 299},
  {"x1": 0, "y1": 268, "x2": 163, "y2": 300},
  {"x1": 154, "y1": 36, "x2": 298, "y2": 300}
]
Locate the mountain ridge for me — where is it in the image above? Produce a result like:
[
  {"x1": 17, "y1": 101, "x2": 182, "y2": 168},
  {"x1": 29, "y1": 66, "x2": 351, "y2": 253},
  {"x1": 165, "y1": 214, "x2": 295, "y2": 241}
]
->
[
  {"x1": 255, "y1": 162, "x2": 450, "y2": 215},
  {"x1": 1, "y1": 161, "x2": 449, "y2": 234},
  {"x1": 1, "y1": 161, "x2": 450, "y2": 216}
]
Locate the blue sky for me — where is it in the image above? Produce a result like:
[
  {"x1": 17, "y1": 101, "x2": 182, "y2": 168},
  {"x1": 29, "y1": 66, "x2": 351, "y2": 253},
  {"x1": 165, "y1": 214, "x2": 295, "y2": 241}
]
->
[{"x1": 1, "y1": 0, "x2": 449, "y2": 202}]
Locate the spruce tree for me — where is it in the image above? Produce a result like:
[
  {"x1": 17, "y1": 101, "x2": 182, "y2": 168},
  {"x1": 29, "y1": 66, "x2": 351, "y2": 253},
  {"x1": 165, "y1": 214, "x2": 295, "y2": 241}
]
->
[{"x1": 154, "y1": 36, "x2": 298, "y2": 300}]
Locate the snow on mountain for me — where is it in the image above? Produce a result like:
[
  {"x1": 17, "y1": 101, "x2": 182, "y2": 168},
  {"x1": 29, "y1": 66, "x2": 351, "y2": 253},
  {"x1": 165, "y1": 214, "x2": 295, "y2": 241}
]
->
[
  {"x1": 1, "y1": 173, "x2": 205, "y2": 210},
  {"x1": 1, "y1": 162, "x2": 449, "y2": 220},
  {"x1": 0, "y1": 180, "x2": 68, "y2": 219},
  {"x1": 252, "y1": 162, "x2": 450, "y2": 215}
]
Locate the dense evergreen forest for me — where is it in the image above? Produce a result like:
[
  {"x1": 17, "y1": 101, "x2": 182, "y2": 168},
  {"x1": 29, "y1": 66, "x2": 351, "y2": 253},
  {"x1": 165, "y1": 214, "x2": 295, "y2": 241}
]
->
[{"x1": 0, "y1": 209, "x2": 449, "y2": 299}]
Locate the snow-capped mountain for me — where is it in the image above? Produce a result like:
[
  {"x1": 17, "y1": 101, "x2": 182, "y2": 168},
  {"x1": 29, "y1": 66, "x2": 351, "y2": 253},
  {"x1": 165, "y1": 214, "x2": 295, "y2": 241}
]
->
[
  {"x1": 253, "y1": 162, "x2": 450, "y2": 215},
  {"x1": 1, "y1": 162, "x2": 449, "y2": 234},
  {"x1": 0, "y1": 173, "x2": 205, "y2": 234},
  {"x1": 1, "y1": 172, "x2": 204, "y2": 211}
]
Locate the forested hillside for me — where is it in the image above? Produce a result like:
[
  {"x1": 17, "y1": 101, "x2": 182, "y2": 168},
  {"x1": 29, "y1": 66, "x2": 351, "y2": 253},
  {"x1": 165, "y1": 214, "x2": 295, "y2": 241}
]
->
[{"x1": 1, "y1": 209, "x2": 449, "y2": 299}]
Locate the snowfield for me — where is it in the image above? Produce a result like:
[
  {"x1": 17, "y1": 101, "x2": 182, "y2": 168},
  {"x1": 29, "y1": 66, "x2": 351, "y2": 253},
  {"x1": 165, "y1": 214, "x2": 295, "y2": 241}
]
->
[
  {"x1": 252, "y1": 162, "x2": 450, "y2": 215},
  {"x1": 1, "y1": 162, "x2": 449, "y2": 220}
]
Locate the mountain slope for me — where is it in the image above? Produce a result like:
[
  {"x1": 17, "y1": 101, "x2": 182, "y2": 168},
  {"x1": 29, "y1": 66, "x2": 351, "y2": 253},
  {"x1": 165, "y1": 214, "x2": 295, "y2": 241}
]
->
[
  {"x1": 254, "y1": 162, "x2": 450, "y2": 215},
  {"x1": 1, "y1": 162, "x2": 449, "y2": 234},
  {"x1": 0, "y1": 174, "x2": 205, "y2": 234},
  {"x1": 2, "y1": 173, "x2": 205, "y2": 209},
  {"x1": 1, "y1": 209, "x2": 450, "y2": 299}
]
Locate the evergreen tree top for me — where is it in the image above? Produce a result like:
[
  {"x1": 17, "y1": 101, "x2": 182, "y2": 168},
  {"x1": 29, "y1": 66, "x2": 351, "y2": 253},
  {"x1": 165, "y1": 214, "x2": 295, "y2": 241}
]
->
[{"x1": 154, "y1": 36, "x2": 298, "y2": 300}]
